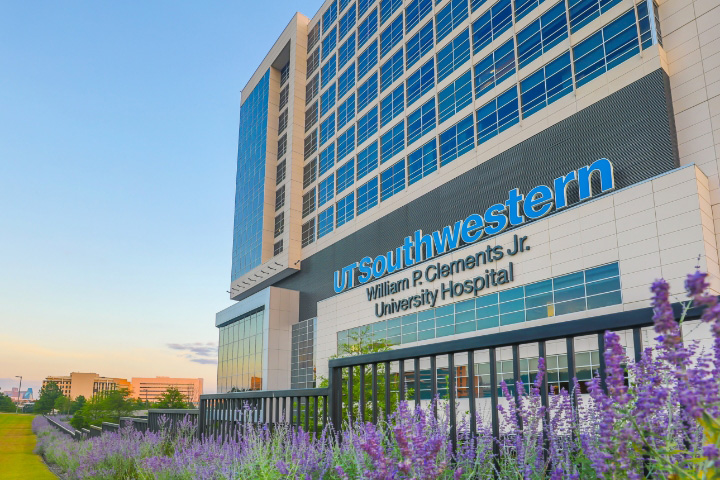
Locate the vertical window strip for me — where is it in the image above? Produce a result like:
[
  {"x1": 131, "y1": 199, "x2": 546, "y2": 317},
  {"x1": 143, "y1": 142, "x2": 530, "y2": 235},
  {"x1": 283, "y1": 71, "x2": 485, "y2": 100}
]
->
[
  {"x1": 319, "y1": 145, "x2": 335, "y2": 176},
  {"x1": 407, "y1": 98, "x2": 436, "y2": 146},
  {"x1": 358, "y1": 73, "x2": 379, "y2": 111},
  {"x1": 380, "y1": 120, "x2": 406, "y2": 163},
  {"x1": 320, "y1": 114, "x2": 336, "y2": 146},
  {"x1": 438, "y1": 69, "x2": 473, "y2": 124},
  {"x1": 321, "y1": 84, "x2": 337, "y2": 116},
  {"x1": 406, "y1": 0, "x2": 432, "y2": 32},
  {"x1": 472, "y1": 0, "x2": 512, "y2": 55},
  {"x1": 338, "y1": 33, "x2": 356, "y2": 69},
  {"x1": 381, "y1": 48, "x2": 405, "y2": 92},
  {"x1": 337, "y1": 94, "x2": 357, "y2": 130},
  {"x1": 474, "y1": 37, "x2": 516, "y2": 98},
  {"x1": 337, "y1": 159, "x2": 355, "y2": 193},
  {"x1": 380, "y1": 159, "x2": 406, "y2": 200},
  {"x1": 318, "y1": 175, "x2": 335, "y2": 207},
  {"x1": 321, "y1": 55, "x2": 337, "y2": 87},
  {"x1": 357, "y1": 177, "x2": 379, "y2": 215},
  {"x1": 476, "y1": 86, "x2": 519, "y2": 144},
  {"x1": 338, "y1": 63, "x2": 356, "y2": 98},
  {"x1": 339, "y1": 4, "x2": 357, "y2": 39},
  {"x1": 338, "y1": 126, "x2": 356, "y2": 161},
  {"x1": 322, "y1": 27, "x2": 338, "y2": 61},
  {"x1": 359, "y1": 0, "x2": 378, "y2": 19},
  {"x1": 407, "y1": 59, "x2": 435, "y2": 107},
  {"x1": 336, "y1": 192, "x2": 355, "y2": 227},
  {"x1": 358, "y1": 8, "x2": 379, "y2": 47},
  {"x1": 380, "y1": 14, "x2": 404, "y2": 58},
  {"x1": 301, "y1": 219, "x2": 316, "y2": 247},
  {"x1": 406, "y1": 21, "x2": 434, "y2": 69},
  {"x1": 323, "y1": 0, "x2": 338, "y2": 33},
  {"x1": 436, "y1": 0, "x2": 469, "y2": 43},
  {"x1": 318, "y1": 206, "x2": 334, "y2": 238},
  {"x1": 516, "y1": 2, "x2": 569, "y2": 69},
  {"x1": 380, "y1": 0, "x2": 403, "y2": 25},
  {"x1": 520, "y1": 51, "x2": 573, "y2": 117},
  {"x1": 302, "y1": 189, "x2": 316, "y2": 217},
  {"x1": 407, "y1": 138, "x2": 438, "y2": 185},
  {"x1": 358, "y1": 40, "x2": 379, "y2": 79},
  {"x1": 357, "y1": 141, "x2": 379, "y2": 179},
  {"x1": 439, "y1": 114, "x2": 474, "y2": 165},
  {"x1": 437, "y1": 29, "x2": 470, "y2": 82},
  {"x1": 380, "y1": 85, "x2": 405, "y2": 127},
  {"x1": 357, "y1": 106, "x2": 379, "y2": 144}
]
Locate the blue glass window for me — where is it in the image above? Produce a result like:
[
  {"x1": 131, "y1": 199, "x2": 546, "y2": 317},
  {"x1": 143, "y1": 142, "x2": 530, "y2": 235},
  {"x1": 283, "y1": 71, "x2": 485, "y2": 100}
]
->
[
  {"x1": 381, "y1": 0, "x2": 402, "y2": 24},
  {"x1": 358, "y1": 8, "x2": 379, "y2": 48},
  {"x1": 569, "y1": 0, "x2": 621, "y2": 33},
  {"x1": 340, "y1": 0, "x2": 352, "y2": 13},
  {"x1": 337, "y1": 193, "x2": 355, "y2": 227},
  {"x1": 436, "y1": 0, "x2": 469, "y2": 43},
  {"x1": 407, "y1": 98, "x2": 436, "y2": 146},
  {"x1": 337, "y1": 94, "x2": 356, "y2": 129},
  {"x1": 323, "y1": 27, "x2": 338, "y2": 61},
  {"x1": 476, "y1": 86, "x2": 519, "y2": 144},
  {"x1": 337, "y1": 159, "x2": 355, "y2": 193},
  {"x1": 520, "y1": 51, "x2": 572, "y2": 117},
  {"x1": 318, "y1": 206, "x2": 334, "y2": 238},
  {"x1": 338, "y1": 33, "x2": 356, "y2": 69},
  {"x1": 357, "y1": 141, "x2": 379, "y2": 179},
  {"x1": 380, "y1": 85, "x2": 405, "y2": 127},
  {"x1": 358, "y1": 73, "x2": 379, "y2": 111},
  {"x1": 406, "y1": 58, "x2": 435, "y2": 106},
  {"x1": 321, "y1": 55, "x2": 337, "y2": 87},
  {"x1": 321, "y1": 84, "x2": 337, "y2": 116},
  {"x1": 514, "y1": 0, "x2": 544, "y2": 21},
  {"x1": 319, "y1": 144, "x2": 336, "y2": 175},
  {"x1": 472, "y1": 0, "x2": 512, "y2": 55},
  {"x1": 380, "y1": 14, "x2": 404, "y2": 58},
  {"x1": 380, "y1": 159, "x2": 405, "y2": 200},
  {"x1": 358, "y1": 0, "x2": 377, "y2": 18},
  {"x1": 637, "y1": 1, "x2": 661, "y2": 49},
  {"x1": 437, "y1": 29, "x2": 470, "y2": 82},
  {"x1": 320, "y1": 114, "x2": 336, "y2": 145},
  {"x1": 338, "y1": 63, "x2": 356, "y2": 98},
  {"x1": 357, "y1": 177, "x2": 379, "y2": 215},
  {"x1": 406, "y1": 0, "x2": 432, "y2": 32},
  {"x1": 573, "y1": 9, "x2": 639, "y2": 88},
  {"x1": 337, "y1": 126, "x2": 356, "y2": 160},
  {"x1": 517, "y1": 2, "x2": 569, "y2": 68},
  {"x1": 319, "y1": 175, "x2": 335, "y2": 206},
  {"x1": 406, "y1": 21, "x2": 434, "y2": 69},
  {"x1": 438, "y1": 69, "x2": 472, "y2": 124},
  {"x1": 381, "y1": 120, "x2": 405, "y2": 163},
  {"x1": 357, "y1": 106, "x2": 379, "y2": 144},
  {"x1": 339, "y1": 4, "x2": 357, "y2": 39},
  {"x1": 358, "y1": 40, "x2": 379, "y2": 79},
  {"x1": 407, "y1": 139, "x2": 438, "y2": 184},
  {"x1": 474, "y1": 38, "x2": 515, "y2": 98},
  {"x1": 381, "y1": 48, "x2": 404, "y2": 92},
  {"x1": 439, "y1": 114, "x2": 474, "y2": 166},
  {"x1": 323, "y1": 1, "x2": 339, "y2": 32},
  {"x1": 471, "y1": 0, "x2": 488, "y2": 12}
]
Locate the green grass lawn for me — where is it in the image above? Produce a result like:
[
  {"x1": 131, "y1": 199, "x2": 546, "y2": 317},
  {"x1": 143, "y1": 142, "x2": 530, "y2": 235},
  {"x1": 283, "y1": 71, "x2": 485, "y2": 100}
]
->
[{"x1": 0, "y1": 414, "x2": 56, "y2": 479}]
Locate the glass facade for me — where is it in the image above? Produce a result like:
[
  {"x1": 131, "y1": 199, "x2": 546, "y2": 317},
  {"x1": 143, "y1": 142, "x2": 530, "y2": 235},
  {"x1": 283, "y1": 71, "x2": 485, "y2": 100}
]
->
[
  {"x1": 291, "y1": 318, "x2": 318, "y2": 389},
  {"x1": 231, "y1": 70, "x2": 270, "y2": 281},
  {"x1": 217, "y1": 308, "x2": 265, "y2": 393},
  {"x1": 301, "y1": 0, "x2": 659, "y2": 249},
  {"x1": 338, "y1": 263, "x2": 622, "y2": 349}
]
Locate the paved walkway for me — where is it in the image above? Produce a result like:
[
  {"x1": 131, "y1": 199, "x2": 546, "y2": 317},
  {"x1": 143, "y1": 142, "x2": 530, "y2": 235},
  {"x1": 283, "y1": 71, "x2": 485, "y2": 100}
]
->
[{"x1": 0, "y1": 414, "x2": 56, "y2": 479}]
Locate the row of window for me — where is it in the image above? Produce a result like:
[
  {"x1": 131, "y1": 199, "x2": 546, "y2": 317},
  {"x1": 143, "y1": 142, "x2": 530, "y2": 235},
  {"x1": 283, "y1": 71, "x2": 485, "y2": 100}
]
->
[{"x1": 299, "y1": 6, "x2": 651, "y2": 247}]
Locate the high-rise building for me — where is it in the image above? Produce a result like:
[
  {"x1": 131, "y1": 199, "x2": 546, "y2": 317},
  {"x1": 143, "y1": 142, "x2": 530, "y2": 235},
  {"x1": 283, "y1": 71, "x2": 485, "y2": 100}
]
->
[
  {"x1": 43, "y1": 373, "x2": 131, "y2": 400},
  {"x1": 217, "y1": 0, "x2": 720, "y2": 393},
  {"x1": 130, "y1": 377, "x2": 203, "y2": 404}
]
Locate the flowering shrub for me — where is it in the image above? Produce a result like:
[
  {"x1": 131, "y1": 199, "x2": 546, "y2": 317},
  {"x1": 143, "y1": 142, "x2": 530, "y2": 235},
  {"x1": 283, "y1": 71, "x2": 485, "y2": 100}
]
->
[{"x1": 33, "y1": 271, "x2": 720, "y2": 478}]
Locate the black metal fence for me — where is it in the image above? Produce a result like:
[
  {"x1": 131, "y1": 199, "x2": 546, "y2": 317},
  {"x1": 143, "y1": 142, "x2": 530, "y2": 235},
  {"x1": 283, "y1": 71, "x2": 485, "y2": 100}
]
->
[
  {"x1": 147, "y1": 409, "x2": 198, "y2": 433},
  {"x1": 200, "y1": 303, "x2": 701, "y2": 449},
  {"x1": 198, "y1": 388, "x2": 329, "y2": 440}
]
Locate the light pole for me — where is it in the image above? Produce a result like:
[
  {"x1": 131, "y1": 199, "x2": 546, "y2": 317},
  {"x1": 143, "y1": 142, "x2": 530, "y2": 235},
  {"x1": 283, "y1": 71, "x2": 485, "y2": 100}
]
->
[{"x1": 15, "y1": 376, "x2": 22, "y2": 414}]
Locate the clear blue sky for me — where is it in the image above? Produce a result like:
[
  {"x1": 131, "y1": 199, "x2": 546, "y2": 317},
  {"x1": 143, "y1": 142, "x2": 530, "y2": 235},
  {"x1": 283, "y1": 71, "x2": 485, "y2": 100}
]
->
[{"x1": 0, "y1": 1, "x2": 319, "y2": 395}]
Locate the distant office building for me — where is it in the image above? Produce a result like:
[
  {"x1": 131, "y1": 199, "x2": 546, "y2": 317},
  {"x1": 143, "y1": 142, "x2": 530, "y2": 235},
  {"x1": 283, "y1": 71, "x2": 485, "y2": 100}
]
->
[
  {"x1": 43, "y1": 373, "x2": 131, "y2": 400},
  {"x1": 130, "y1": 377, "x2": 203, "y2": 404},
  {"x1": 2, "y1": 387, "x2": 33, "y2": 404},
  {"x1": 42, "y1": 373, "x2": 202, "y2": 402}
]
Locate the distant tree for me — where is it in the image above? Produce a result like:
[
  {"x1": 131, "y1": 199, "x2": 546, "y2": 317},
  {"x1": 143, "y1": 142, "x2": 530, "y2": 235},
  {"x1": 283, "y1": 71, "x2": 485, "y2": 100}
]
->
[
  {"x1": 54, "y1": 395, "x2": 71, "y2": 415},
  {"x1": 156, "y1": 387, "x2": 190, "y2": 409},
  {"x1": 318, "y1": 328, "x2": 400, "y2": 425},
  {"x1": 70, "y1": 388, "x2": 135, "y2": 428},
  {"x1": 102, "y1": 388, "x2": 134, "y2": 419},
  {"x1": 70, "y1": 395, "x2": 86, "y2": 414},
  {"x1": 35, "y1": 382, "x2": 63, "y2": 414},
  {"x1": 0, "y1": 394, "x2": 15, "y2": 412}
]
